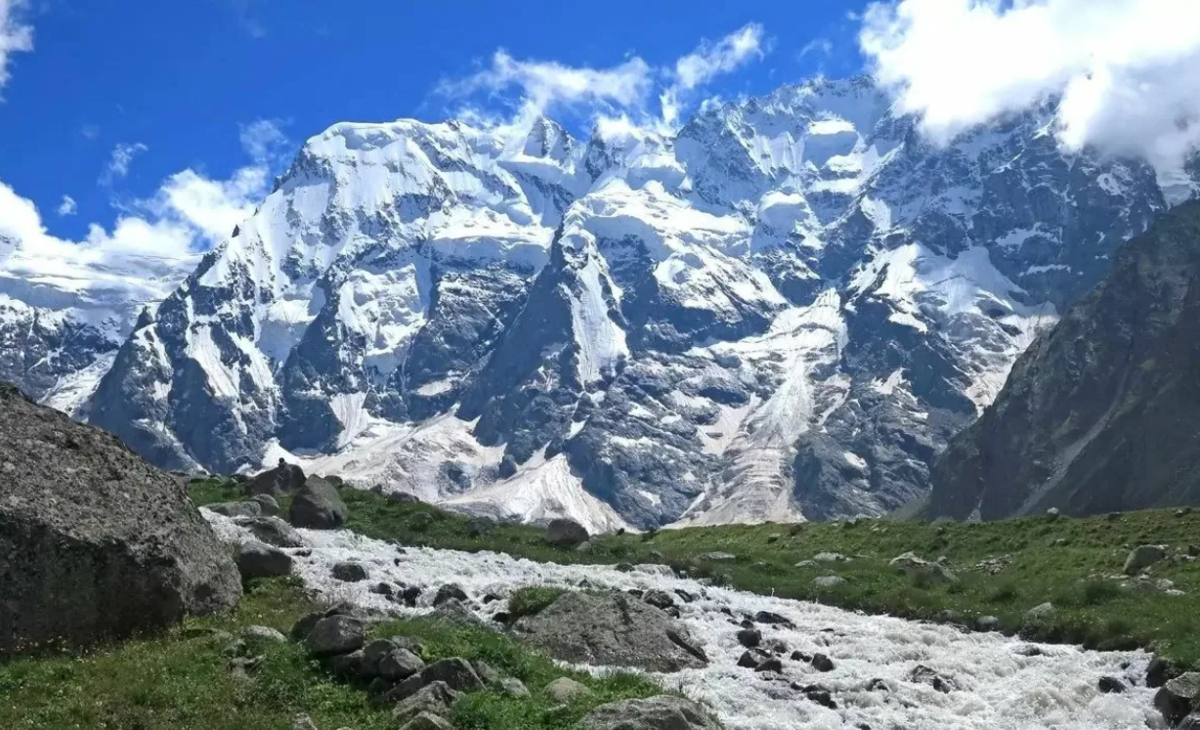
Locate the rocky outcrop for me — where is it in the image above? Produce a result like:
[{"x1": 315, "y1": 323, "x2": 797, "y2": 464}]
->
[
  {"x1": 0, "y1": 383, "x2": 240, "y2": 655},
  {"x1": 929, "y1": 201, "x2": 1200, "y2": 519},
  {"x1": 581, "y1": 696, "x2": 724, "y2": 730},
  {"x1": 513, "y1": 590, "x2": 708, "y2": 672}
]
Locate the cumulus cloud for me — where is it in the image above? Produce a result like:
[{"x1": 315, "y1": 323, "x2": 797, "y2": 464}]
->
[
  {"x1": 439, "y1": 23, "x2": 768, "y2": 133},
  {"x1": 0, "y1": 0, "x2": 33, "y2": 98},
  {"x1": 661, "y1": 23, "x2": 767, "y2": 125},
  {"x1": 859, "y1": 0, "x2": 1200, "y2": 174},
  {"x1": 100, "y1": 142, "x2": 149, "y2": 185},
  {"x1": 56, "y1": 195, "x2": 76, "y2": 217},
  {"x1": 239, "y1": 118, "x2": 290, "y2": 164}
]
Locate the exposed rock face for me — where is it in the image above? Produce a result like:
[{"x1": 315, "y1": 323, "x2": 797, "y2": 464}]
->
[
  {"x1": 513, "y1": 591, "x2": 708, "y2": 672},
  {"x1": 929, "y1": 201, "x2": 1200, "y2": 519},
  {"x1": 0, "y1": 384, "x2": 240, "y2": 655}
]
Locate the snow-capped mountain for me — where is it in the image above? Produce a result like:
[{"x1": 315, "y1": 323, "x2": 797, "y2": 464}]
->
[
  {"x1": 75, "y1": 76, "x2": 1187, "y2": 531},
  {"x1": 0, "y1": 226, "x2": 197, "y2": 415}
]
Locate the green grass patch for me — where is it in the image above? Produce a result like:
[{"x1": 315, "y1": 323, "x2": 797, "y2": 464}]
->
[
  {"x1": 507, "y1": 587, "x2": 569, "y2": 619},
  {"x1": 0, "y1": 577, "x2": 661, "y2": 730}
]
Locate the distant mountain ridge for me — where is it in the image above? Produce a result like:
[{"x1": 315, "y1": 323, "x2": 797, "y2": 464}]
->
[
  {"x1": 1, "y1": 75, "x2": 1192, "y2": 530},
  {"x1": 928, "y1": 199, "x2": 1200, "y2": 519}
]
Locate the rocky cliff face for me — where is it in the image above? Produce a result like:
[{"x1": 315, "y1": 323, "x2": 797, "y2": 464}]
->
[
  {"x1": 69, "y1": 77, "x2": 1192, "y2": 530},
  {"x1": 928, "y1": 200, "x2": 1200, "y2": 520}
]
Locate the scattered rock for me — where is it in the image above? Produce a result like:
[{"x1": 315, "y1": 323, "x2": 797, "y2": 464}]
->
[
  {"x1": 291, "y1": 714, "x2": 320, "y2": 730},
  {"x1": 288, "y1": 477, "x2": 349, "y2": 529},
  {"x1": 642, "y1": 589, "x2": 676, "y2": 611},
  {"x1": 755, "y1": 656, "x2": 783, "y2": 673},
  {"x1": 581, "y1": 696, "x2": 723, "y2": 730},
  {"x1": 393, "y1": 682, "x2": 461, "y2": 725},
  {"x1": 329, "y1": 649, "x2": 365, "y2": 679},
  {"x1": 234, "y1": 516, "x2": 304, "y2": 548},
  {"x1": 910, "y1": 665, "x2": 957, "y2": 693},
  {"x1": 251, "y1": 493, "x2": 281, "y2": 517},
  {"x1": 546, "y1": 677, "x2": 592, "y2": 703},
  {"x1": 247, "y1": 459, "x2": 307, "y2": 496},
  {"x1": 500, "y1": 677, "x2": 530, "y2": 697},
  {"x1": 409, "y1": 512, "x2": 435, "y2": 531},
  {"x1": 206, "y1": 501, "x2": 263, "y2": 518},
  {"x1": 889, "y1": 552, "x2": 957, "y2": 583},
  {"x1": 1045, "y1": 507, "x2": 1061, "y2": 521},
  {"x1": 1098, "y1": 676, "x2": 1126, "y2": 694},
  {"x1": 303, "y1": 615, "x2": 364, "y2": 658},
  {"x1": 796, "y1": 684, "x2": 836, "y2": 709},
  {"x1": 813, "y1": 552, "x2": 848, "y2": 563},
  {"x1": 753, "y1": 611, "x2": 795, "y2": 628},
  {"x1": 380, "y1": 648, "x2": 425, "y2": 681},
  {"x1": 235, "y1": 540, "x2": 294, "y2": 580},
  {"x1": 695, "y1": 552, "x2": 737, "y2": 562},
  {"x1": 242, "y1": 625, "x2": 286, "y2": 644},
  {"x1": 737, "y1": 650, "x2": 762, "y2": 668},
  {"x1": 1025, "y1": 602, "x2": 1057, "y2": 622},
  {"x1": 546, "y1": 518, "x2": 589, "y2": 548},
  {"x1": 811, "y1": 653, "x2": 835, "y2": 672},
  {"x1": 1148, "y1": 656, "x2": 1179, "y2": 688},
  {"x1": 433, "y1": 584, "x2": 469, "y2": 606},
  {"x1": 370, "y1": 582, "x2": 394, "y2": 596},
  {"x1": 429, "y1": 598, "x2": 490, "y2": 628},
  {"x1": 976, "y1": 615, "x2": 1002, "y2": 632},
  {"x1": 736, "y1": 628, "x2": 762, "y2": 648},
  {"x1": 1124, "y1": 545, "x2": 1168, "y2": 575},
  {"x1": 513, "y1": 591, "x2": 708, "y2": 672},
  {"x1": 814, "y1": 575, "x2": 847, "y2": 588},
  {"x1": 1155, "y1": 673, "x2": 1200, "y2": 726},
  {"x1": 399, "y1": 712, "x2": 453, "y2": 730},
  {"x1": 331, "y1": 561, "x2": 369, "y2": 582}
]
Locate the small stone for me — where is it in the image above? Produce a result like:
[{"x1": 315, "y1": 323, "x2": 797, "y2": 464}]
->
[
  {"x1": 811, "y1": 653, "x2": 835, "y2": 672},
  {"x1": 399, "y1": 713, "x2": 453, "y2": 730},
  {"x1": 1124, "y1": 545, "x2": 1168, "y2": 575},
  {"x1": 1098, "y1": 676, "x2": 1126, "y2": 694},
  {"x1": 393, "y1": 682, "x2": 461, "y2": 725},
  {"x1": 737, "y1": 628, "x2": 762, "y2": 648},
  {"x1": 500, "y1": 677, "x2": 530, "y2": 698},
  {"x1": 814, "y1": 575, "x2": 847, "y2": 588},
  {"x1": 1025, "y1": 602, "x2": 1057, "y2": 622},
  {"x1": 331, "y1": 561, "x2": 369, "y2": 582},
  {"x1": 737, "y1": 651, "x2": 761, "y2": 669},
  {"x1": 642, "y1": 589, "x2": 676, "y2": 610},
  {"x1": 1046, "y1": 507, "x2": 1061, "y2": 521},
  {"x1": 370, "y1": 582, "x2": 394, "y2": 596},
  {"x1": 976, "y1": 615, "x2": 1002, "y2": 632},
  {"x1": 755, "y1": 657, "x2": 783, "y2": 673},
  {"x1": 433, "y1": 584, "x2": 469, "y2": 606},
  {"x1": 242, "y1": 625, "x2": 286, "y2": 644}
]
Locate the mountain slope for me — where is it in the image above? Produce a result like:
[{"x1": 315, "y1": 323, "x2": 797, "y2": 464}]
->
[
  {"x1": 928, "y1": 200, "x2": 1200, "y2": 519},
  {"x1": 78, "y1": 77, "x2": 1191, "y2": 530}
]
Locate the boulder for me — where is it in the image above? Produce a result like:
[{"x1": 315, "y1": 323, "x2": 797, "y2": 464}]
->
[
  {"x1": 889, "y1": 552, "x2": 957, "y2": 582},
  {"x1": 399, "y1": 713, "x2": 453, "y2": 730},
  {"x1": 514, "y1": 591, "x2": 708, "y2": 672},
  {"x1": 976, "y1": 615, "x2": 1002, "y2": 631},
  {"x1": 642, "y1": 589, "x2": 676, "y2": 610},
  {"x1": 581, "y1": 696, "x2": 724, "y2": 730},
  {"x1": 910, "y1": 665, "x2": 958, "y2": 693},
  {"x1": 500, "y1": 677, "x2": 530, "y2": 698},
  {"x1": 289, "y1": 476, "x2": 348, "y2": 529},
  {"x1": 696, "y1": 552, "x2": 737, "y2": 562},
  {"x1": 811, "y1": 653, "x2": 835, "y2": 672},
  {"x1": 1124, "y1": 545, "x2": 1168, "y2": 575},
  {"x1": 247, "y1": 459, "x2": 307, "y2": 496},
  {"x1": 1098, "y1": 676, "x2": 1126, "y2": 694},
  {"x1": 420, "y1": 657, "x2": 484, "y2": 692},
  {"x1": 303, "y1": 615, "x2": 365, "y2": 657},
  {"x1": 1156, "y1": 673, "x2": 1200, "y2": 726},
  {"x1": 546, "y1": 677, "x2": 591, "y2": 703},
  {"x1": 0, "y1": 384, "x2": 241, "y2": 656},
  {"x1": 433, "y1": 584, "x2": 469, "y2": 606},
  {"x1": 393, "y1": 682, "x2": 461, "y2": 725},
  {"x1": 814, "y1": 576, "x2": 847, "y2": 588},
  {"x1": 331, "y1": 561, "x2": 369, "y2": 582},
  {"x1": 1026, "y1": 602, "x2": 1057, "y2": 622},
  {"x1": 205, "y1": 501, "x2": 262, "y2": 518},
  {"x1": 234, "y1": 516, "x2": 304, "y2": 548},
  {"x1": 243, "y1": 625, "x2": 287, "y2": 644},
  {"x1": 235, "y1": 540, "x2": 293, "y2": 580},
  {"x1": 736, "y1": 628, "x2": 761, "y2": 648},
  {"x1": 546, "y1": 518, "x2": 589, "y2": 548},
  {"x1": 251, "y1": 493, "x2": 281, "y2": 517}
]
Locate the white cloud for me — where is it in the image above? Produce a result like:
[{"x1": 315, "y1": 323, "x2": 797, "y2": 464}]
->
[
  {"x1": 80, "y1": 124, "x2": 99, "y2": 140},
  {"x1": 440, "y1": 50, "x2": 652, "y2": 126},
  {"x1": 439, "y1": 23, "x2": 769, "y2": 133},
  {"x1": 100, "y1": 142, "x2": 149, "y2": 185},
  {"x1": 56, "y1": 195, "x2": 76, "y2": 217},
  {"x1": 799, "y1": 37, "x2": 834, "y2": 59},
  {"x1": 239, "y1": 118, "x2": 290, "y2": 164},
  {"x1": 859, "y1": 0, "x2": 1200, "y2": 174},
  {"x1": 0, "y1": 0, "x2": 33, "y2": 98},
  {"x1": 673, "y1": 23, "x2": 766, "y2": 91},
  {"x1": 662, "y1": 23, "x2": 767, "y2": 126}
]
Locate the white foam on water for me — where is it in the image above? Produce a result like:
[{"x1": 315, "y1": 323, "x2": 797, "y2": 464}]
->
[{"x1": 205, "y1": 512, "x2": 1161, "y2": 730}]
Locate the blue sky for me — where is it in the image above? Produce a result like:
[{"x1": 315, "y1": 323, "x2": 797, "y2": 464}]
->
[{"x1": 0, "y1": 0, "x2": 869, "y2": 243}]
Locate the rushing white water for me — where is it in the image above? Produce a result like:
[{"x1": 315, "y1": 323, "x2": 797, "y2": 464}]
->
[{"x1": 206, "y1": 512, "x2": 1164, "y2": 730}]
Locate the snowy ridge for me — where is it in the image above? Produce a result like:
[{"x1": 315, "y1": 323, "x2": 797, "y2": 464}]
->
[
  {"x1": 207, "y1": 512, "x2": 1161, "y2": 730},
  {"x1": 75, "y1": 75, "x2": 1195, "y2": 527}
]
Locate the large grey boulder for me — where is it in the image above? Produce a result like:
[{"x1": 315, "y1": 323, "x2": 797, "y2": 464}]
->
[
  {"x1": 247, "y1": 458, "x2": 307, "y2": 496},
  {"x1": 546, "y1": 518, "x2": 589, "y2": 547},
  {"x1": 581, "y1": 696, "x2": 724, "y2": 730},
  {"x1": 1156, "y1": 672, "x2": 1200, "y2": 726},
  {"x1": 303, "y1": 615, "x2": 365, "y2": 657},
  {"x1": 1125, "y1": 545, "x2": 1168, "y2": 575},
  {"x1": 205, "y1": 501, "x2": 262, "y2": 518},
  {"x1": 234, "y1": 516, "x2": 304, "y2": 548},
  {"x1": 235, "y1": 540, "x2": 293, "y2": 580},
  {"x1": 0, "y1": 384, "x2": 240, "y2": 656},
  {"x1": 514, "y1": 591, "x2": 708, "y2": 672},
  {"x1": 288, "y1": 476, "x2": 348, "y2": 529}
]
